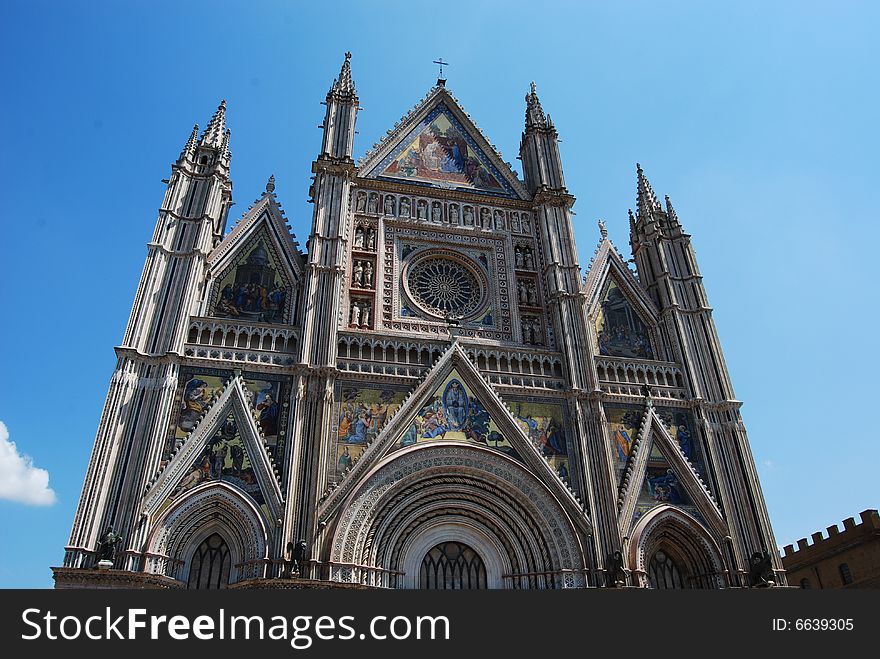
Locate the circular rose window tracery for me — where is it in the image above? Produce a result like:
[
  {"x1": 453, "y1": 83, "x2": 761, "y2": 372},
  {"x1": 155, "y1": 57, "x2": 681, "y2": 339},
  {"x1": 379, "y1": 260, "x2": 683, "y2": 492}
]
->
[{"x1": 405, "y1": 256, "x2": 485, "y2": 320}]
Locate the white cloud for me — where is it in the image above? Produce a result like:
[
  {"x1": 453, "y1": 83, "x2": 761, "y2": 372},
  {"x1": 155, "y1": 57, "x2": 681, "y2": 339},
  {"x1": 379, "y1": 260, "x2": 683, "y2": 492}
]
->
[{"x1": 0, "y1": 421, "x2": 56, "y2": 506}]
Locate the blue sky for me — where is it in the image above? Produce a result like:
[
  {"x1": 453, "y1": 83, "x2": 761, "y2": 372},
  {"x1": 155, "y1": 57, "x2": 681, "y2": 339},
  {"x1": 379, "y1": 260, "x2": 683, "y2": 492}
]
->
[{"x1": 0, "y1": 0, "x2": 877, "y2": 587}]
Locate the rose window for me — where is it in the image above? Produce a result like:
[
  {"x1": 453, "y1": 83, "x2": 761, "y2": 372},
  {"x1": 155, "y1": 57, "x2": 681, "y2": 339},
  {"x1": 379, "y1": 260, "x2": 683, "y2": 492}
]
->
[{"x1": 406, "y1": 257, "x2": 484, "y2": 319}]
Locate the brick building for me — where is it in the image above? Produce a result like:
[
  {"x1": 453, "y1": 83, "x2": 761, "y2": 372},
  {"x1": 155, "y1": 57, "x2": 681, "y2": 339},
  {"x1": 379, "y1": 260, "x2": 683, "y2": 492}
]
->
[{"x1": 781, "y1": 510, "x2": 880, "y2": 589}]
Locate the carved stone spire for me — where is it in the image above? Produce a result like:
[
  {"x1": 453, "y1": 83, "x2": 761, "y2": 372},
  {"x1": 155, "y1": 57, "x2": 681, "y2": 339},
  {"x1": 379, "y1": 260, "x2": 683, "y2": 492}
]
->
[
  {"x1": 200, "y1": 100, "x2": 227, "y2": 149},
  {"x1": 636, "y1": 163, "x2": 661, "y2": 222},
  {"x1": 266, "y1": 174, "x2": 276, "y2": 194},
  {"x1": 525, "y1": 81, "x2": 548, "y2": 130},
  {"x1": 665, "y1": 195, "x2": 680, "y2": 227},
  {"x1": 330, "y1": 51, "x2": 356, "y2": 97},
  {"x1": 179, "y1": 123, "x2": 198, "y2": 162}
]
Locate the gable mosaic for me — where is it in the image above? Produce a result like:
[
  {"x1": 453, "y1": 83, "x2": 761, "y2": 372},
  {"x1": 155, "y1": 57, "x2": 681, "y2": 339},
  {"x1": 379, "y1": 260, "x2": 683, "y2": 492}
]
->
[
  {"x1": 164, "y1": 368, "x2": 290, "y2": 471},
  {"x1": 369, "y1": 103, "x2": 516, "y2": 197},
  {"x1": 210, "y1": 233, "x2": 291, "y2": 324},
  {"x1": 595, "y1": 279, "x2": 653, "y2": 359}
]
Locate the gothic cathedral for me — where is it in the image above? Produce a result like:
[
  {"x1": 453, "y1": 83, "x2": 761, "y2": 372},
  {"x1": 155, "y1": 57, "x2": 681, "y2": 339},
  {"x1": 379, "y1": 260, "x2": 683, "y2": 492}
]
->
[{"x1": 57, "y1": 54, "x2": 783, "y2": 590}]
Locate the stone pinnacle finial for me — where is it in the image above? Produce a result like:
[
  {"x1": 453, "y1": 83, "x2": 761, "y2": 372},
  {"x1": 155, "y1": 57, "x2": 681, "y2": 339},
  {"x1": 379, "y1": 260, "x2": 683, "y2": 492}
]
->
[
  {"x1": 200, "y1": 100, "x2": 227, "y2": 149},
  {"x1": 331, "y1": 51, "x2": 356, "y2": 95},
  {"x1": 636, "y1": 163, "x2": 660, "y2": 222},
  {"x1": 180, "y1": 123, "x2": 199, "y2": 161},
  {"x1": 525, "y1": 81, "x2": 547, "y2": 130},
  {"x1": 266, "y1": 174, "x2": 276, "y2": 194},
  {"x1": 598, "y1": 219, "x2": 608, "y2": 239},
  {"x1": 665, "y1": 195, "x2": 680, "y2": 225}
]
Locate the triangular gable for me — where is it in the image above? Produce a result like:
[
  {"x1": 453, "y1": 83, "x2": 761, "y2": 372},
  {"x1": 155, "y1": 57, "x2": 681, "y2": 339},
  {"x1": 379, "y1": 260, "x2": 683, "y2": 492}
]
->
[
  {"x1": 209, "y1": 189, "x2": 303, "y2": 283},
  {"x1": 584, "y1": 238, "x2": 659, "y2": 359},
  {"x1": 617, "y1": 406, "x2": 724, "y2": 536},
  {"x1": 144, "y1": 375, "x2": 283, "y2": 524},
  {"x1": 204, "y1": 191, "x2": 302, "y2": 325},
  {"x1": 319, "y1": 342, "x2": 589, "y2": 532},
  {"x1": 360, "y1": 86, "x2": 528, "y2": 200},
  {"x1": 583, "y1": 238, "x2": 657, "y2": 320},
  {"x1": 390, "y1": 368, "x2": 523, "y2": 459}
]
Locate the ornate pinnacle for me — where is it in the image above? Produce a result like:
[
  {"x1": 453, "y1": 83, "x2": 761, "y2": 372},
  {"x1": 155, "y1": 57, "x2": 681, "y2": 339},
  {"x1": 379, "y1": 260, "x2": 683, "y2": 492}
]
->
[
  {"x1": 331, "y1": 51, "x2": 356, "y2": 96},
  {"x1": 266, "y1": 174, "x2": 276, "y2": 194},
  {"x1": 665, "y1": 195, "x2": 680, "y2": 226},
  {"x1": 636, "y1": 163, "x2": 661, "y2": 222},
  {"x1": 525, "y1": 81, "x2": 548, "y2": 130},
  {"x1": 200, "y1": 100, "x2": 227, "y2": 149},
  {"x1": 179, "y1": 123, "x2": 198, "y2": 161}
]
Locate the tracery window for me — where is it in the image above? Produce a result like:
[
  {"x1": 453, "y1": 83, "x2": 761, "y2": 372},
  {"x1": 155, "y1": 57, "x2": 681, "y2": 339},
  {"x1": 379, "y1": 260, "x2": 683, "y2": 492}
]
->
[
  {"x1": 406, "y1": 257, "x2": 483, "y2": 319},
  {"x1": 647, "y1": 550, "x2": 685, "y2": 589},
  {"x1": 187, "y1": 533, "x2": 231, "y2": 589},
  {"x1": 420, "y1": 541, "x2": 487, "y2": 589}
]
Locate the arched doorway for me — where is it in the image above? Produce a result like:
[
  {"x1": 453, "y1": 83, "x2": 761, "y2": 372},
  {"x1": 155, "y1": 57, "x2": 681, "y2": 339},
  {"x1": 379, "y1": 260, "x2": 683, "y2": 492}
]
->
[
  {"x1": 647, "y1": 549, "x2": 685, "y2": 589},
  {"x1": 629, "y1": 506, "x2": 726, "y2": 589},
  {"x1": 328, "y1": 443, "x2": 590, "y2": 589},
  {"x1": 143, "y1": 483, "x2": 269, "y2": 585},
  {"x1": 187, "y1": 533, "x2": 231, "y2": 589},
  {"x1": 420, "y1": 541, "x2": 487, "y2": 589}
]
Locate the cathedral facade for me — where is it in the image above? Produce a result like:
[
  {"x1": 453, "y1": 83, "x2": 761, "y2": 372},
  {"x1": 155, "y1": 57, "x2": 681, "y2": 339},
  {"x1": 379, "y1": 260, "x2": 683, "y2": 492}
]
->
[{"x1": 56, "y1": 54, "x2": 783, "y2": 589}]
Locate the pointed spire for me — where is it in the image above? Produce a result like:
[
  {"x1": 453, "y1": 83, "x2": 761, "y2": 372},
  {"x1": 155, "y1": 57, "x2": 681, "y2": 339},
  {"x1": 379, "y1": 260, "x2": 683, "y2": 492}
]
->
[
  {"x1": 265, "y1": 174, "x2": 275, "y2": 194},
  {"x1": 330, "y1": 51, "x2": 356, "y2": 96},
  {"x1": 179, "y1": 123, "x2": 198, "y2": 161},
  {"x1": 665, "y1": 195, "x2": 680, "y2": 227},
  {"x1": 525, "y1": 81, "x2": 548, "y2": 129},
  {"x1": 636, "y1": 163, "x2": 661, "y2": 222},
  {"x1": 200, "y1": 100, "x2": 227, "y2": 149}
]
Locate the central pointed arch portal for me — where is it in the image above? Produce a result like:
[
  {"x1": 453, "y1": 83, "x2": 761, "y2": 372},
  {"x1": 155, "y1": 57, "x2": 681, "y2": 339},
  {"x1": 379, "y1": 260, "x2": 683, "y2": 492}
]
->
[{"x1": 324, "y1": 442, "x2": 591, "y2": 589}]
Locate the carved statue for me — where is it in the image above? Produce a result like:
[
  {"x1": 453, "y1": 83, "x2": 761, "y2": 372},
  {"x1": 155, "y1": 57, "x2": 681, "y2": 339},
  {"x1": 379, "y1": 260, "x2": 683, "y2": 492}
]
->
[
  {"x1": 350, "y1": 301, "x2": 361, "y2": 326},
  {"x1": 354, "y1": 226, "x2": 365, "y2": 248},
  {"x1": 749, "y1": 550, "x2": 776, "y2": 587},
  {"x1": 364, "y1": 262, "x2": 374, "y2": 288},
  {"x1": 524, "y1": 248, "x2": 534, "y2": 269},
  {"x1": 521, "y1": 212, "x2": 532, "y2": 233},
  {"x1": 431, "y1": 202, "x2": 442, "y2": 223},
  {"x1": 518, "y1": 281, "x2": 528, "y2": 305},
  {"x1": 531, "y1": 321, "x2": 542, "y2": 345},
  {"x1": 361, "y1": 304, "x2": 371, "y2": 327},
  {"x1": 367, "y1": 193, "x2": 379, "y2": 214},
  {"x1": 417, "y1": 200, "x2": 428, "y2": 220},
  {"x1": 515, "y1": 247, "x2": 524, "y2": 269},
  {"x1": 355, "y1": 191, "x2": 366, "y2": 213},
  {"x1": 463, "y1": 206, "x2": 474, "y2": 226},
  {"x1": 494, "y1": 209, "x2": 505, "y2": 230},
  {"x1": 292, "y1": 540, "x2": 307, "y2": 578},
  {"x1": 527, "y1": 282, "x2": 538, "y2": 306},
  {"x1": 510, "y1": 212, "x2": 521, "y2": 233},
  {"x1": 367, "y1": 228, "x2": 376, "y2": 249},
  {"x1": 480, "y1": 207, "x2": 490, "y2": 228},
  {"x1": 384, "y1": 195, "x2": 395, "y2": 216},
  {"x1": 606, "y1": 550, "x2": 626, "y2": 587},
  {"x1": 95, "y1": 525, "x2": 124, "y2": 565},
  {"x1": 280, "y1": 541, "x2": 295, "y2": 579},
  {"x1": 449, "y1": 204, "x2": 459, "y2": 225},
  {"x1": 280, "y1": 540, "x2": 308, "y2": 579},
  {"x1": 400, "y1": 198, "x2": 411, "y2": 218},
  {"x1": 352, "y1": 261, "x2": 364, "y2": 287},
  {"x1": 522, "y1": 320, "x2": 533, "y2": 344}
]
